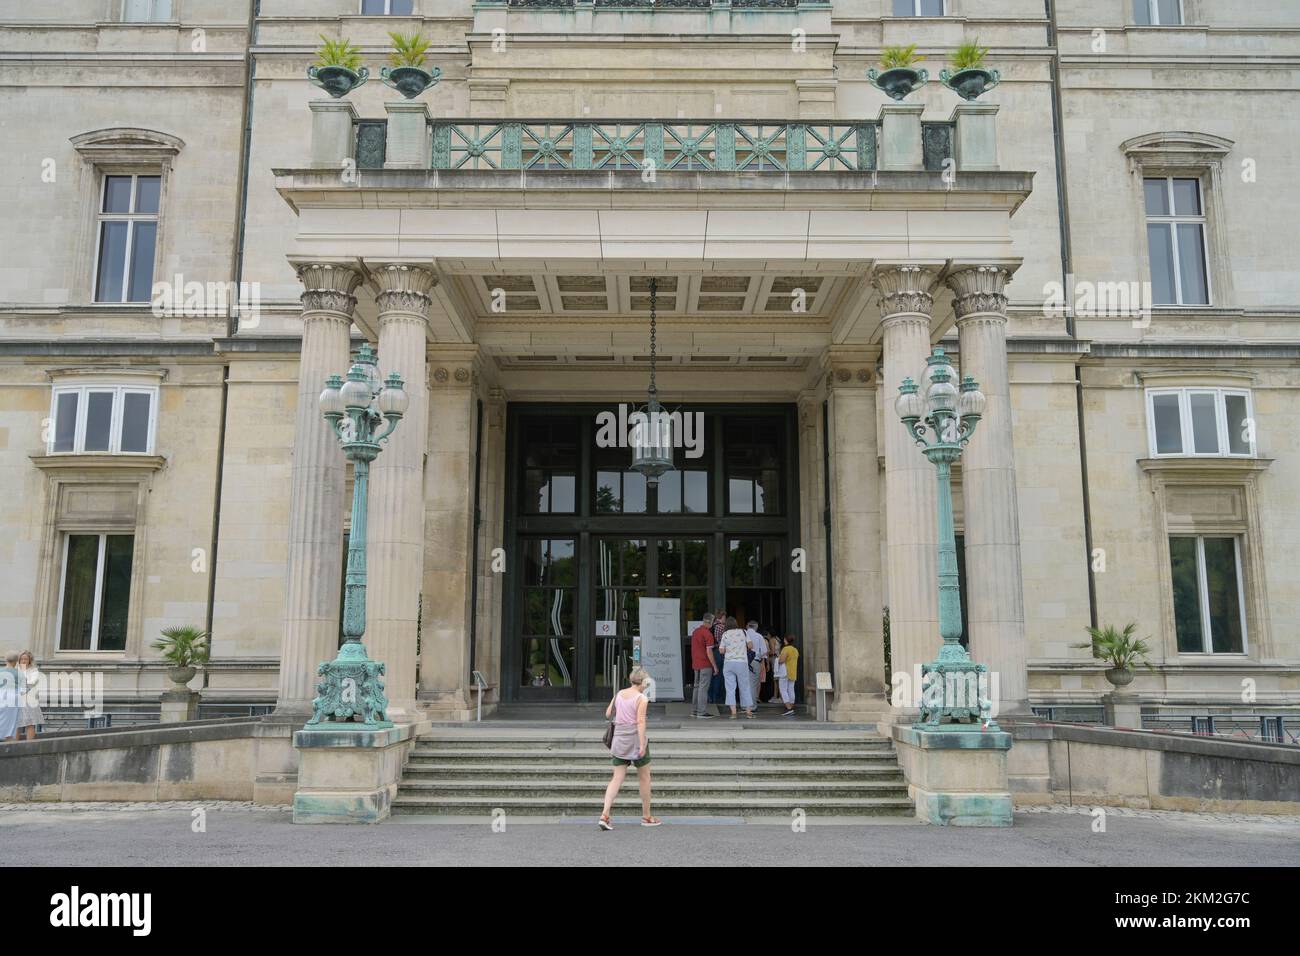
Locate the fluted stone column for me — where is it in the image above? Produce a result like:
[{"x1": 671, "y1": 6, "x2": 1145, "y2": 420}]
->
[
  {"x1": 276, "y1": 262, "x2": 361, "y2": 717},
  {"x1": 418, "y1": 348, "x2": 481, "y2": 720},
  {"x1": 948, "y1": 265, "x2": 1029, "y2": 716},
  {"x1": 366, "y1": 264, "x2": 438, "y2": 721},
  {"x1": 875, "y1": 265, "x2": 941, "y2": 719},
  {"x1": 819, "y1": 360, "x2": 888, "y2": 721},
  {"x1": 473, "y1": 392, "x2": 508, "y2": 698}
]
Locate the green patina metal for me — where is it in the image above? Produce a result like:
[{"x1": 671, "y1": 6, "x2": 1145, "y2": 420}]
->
[
  {"x1": 355, "y1": 121, "x2": 388, "y2": 170},
  {"x1": 305, "y1": 344, "x2": 408, "y2": 731},
  {"x1": 897, "y1": 348, "x2": 999, "y2": 731},
  {"x1": 419, "y1": 120, "x2": 918, "y2": 172}
]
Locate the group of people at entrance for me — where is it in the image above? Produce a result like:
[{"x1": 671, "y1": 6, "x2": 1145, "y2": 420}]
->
[{"x1": 689, "y1": 612, "x2": 799, "y2": 719}]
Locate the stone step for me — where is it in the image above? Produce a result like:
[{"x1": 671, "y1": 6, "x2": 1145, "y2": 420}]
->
[
  {"x1": 397, "y1": 780, "x2": 910, "y2": 800},
  {"x1": 390, "y1": 794, "x2": 915, "y2": 817},
  {"x1": 408, "y1": 749, "x2": 894, "y2": 764},
  {"x1": 402, "y1": 763, "x2": 905, "y2": 781},
  {"x1": 406, "y1": 752, "x2": 900, "y2": 770},
  {"x1": 417, "y1": 735, "x2": 890, "y2": 752}
]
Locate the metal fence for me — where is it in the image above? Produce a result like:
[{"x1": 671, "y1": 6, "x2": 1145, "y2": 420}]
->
[
  {"x1": 1141, "y1": 713, "x2": 1299, "y2": 745},
  {"x1": 35, "y1": 702, "x2": 274, "y2": 733}
]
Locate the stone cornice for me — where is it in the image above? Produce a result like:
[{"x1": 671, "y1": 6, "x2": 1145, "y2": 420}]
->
[
  {"x1": 1137, "y1": 457, "x2": 1273, "y2": 479},
  {"x1": 30, "y1": 454, "x2": 166, "y2": 476},
  {"x1": 274, "y1": 168, "x2": 1035, "y2": 214}
]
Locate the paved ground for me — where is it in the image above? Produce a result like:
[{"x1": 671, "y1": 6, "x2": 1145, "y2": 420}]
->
[{"x1": 1, "y1": 802, "x2": 1297, "y2": 866}]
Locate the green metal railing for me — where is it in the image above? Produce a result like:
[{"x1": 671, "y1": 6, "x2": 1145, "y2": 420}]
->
[
  {"x1": 429, "y1": 120, "x2": 877, "y2": 171},
  {"x1": 353, "y1": 119, "x2": 957, "y2": 174}
]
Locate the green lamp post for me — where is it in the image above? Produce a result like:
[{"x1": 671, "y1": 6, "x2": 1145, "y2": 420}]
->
[
  {"x1": 896, "y1": 347, "x2": 998, "y2": 731},
  {"x1": 305, "y1": 343, "x2": 408, "y2": 730}
]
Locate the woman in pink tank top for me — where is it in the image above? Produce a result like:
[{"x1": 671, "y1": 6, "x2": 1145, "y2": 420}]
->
[{"x1": 598, "y1": 667, "x2": 661, "y2": 830}]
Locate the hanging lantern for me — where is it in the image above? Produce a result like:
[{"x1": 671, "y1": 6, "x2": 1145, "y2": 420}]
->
[{"x1": 629, "y1": 277, "x2": 675, "y2": 486}]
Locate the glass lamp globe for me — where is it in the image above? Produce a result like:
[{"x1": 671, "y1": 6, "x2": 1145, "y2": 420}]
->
[
  {"x1": 896, "y1": 379, "x2": 924, "y2": 420},
  {"x1": 959, "y1": 377, "x2": 987, "y2": 418},
  {"x1": 340, "y1": 371, "x2": 372, "y2": 409},
  {"x1": 319, "y1": 375, "x2": 345, "y2": 416},
  {"x1": 925, "y1": 352, "x2": 958, "y2": 416},
  {"x1": 377, "y1": 374, "x2": 408, "y2": 417}
]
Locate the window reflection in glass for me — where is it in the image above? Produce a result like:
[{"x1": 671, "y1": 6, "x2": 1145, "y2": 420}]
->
[{"x1": 725, "y1": 418, "x2": 783, "y2": 515}]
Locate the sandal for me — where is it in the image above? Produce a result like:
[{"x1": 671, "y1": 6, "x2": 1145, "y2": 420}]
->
[
  {"x1": 598, "y1": 815, "x2": 613, "y2": 831},
  {"x1": 641, "y1": 816, "x2": 663, "y2": 827}
]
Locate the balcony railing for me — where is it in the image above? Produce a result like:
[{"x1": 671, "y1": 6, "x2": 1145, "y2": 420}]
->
[{"x1": 354, "y1": 118, "x2": 956, "y2": 174}]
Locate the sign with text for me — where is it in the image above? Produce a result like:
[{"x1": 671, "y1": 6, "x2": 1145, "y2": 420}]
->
[{"x1": 638, "y1": 598, "x2": 684, "y2": 701}]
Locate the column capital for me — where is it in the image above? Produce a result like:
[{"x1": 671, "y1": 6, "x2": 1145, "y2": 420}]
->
[
  {"x1": 945, "y1": 264, "x2": 1013, "y2": 322},
  {"x1": 872, "y1": 264, "x2": 942, "y2": 319},
  {"x1": 295, "y1": 261, "x2": 364, "y2": 318},
  {"x1": 371, "y1": 263, "x2": 439, "y2": 318}
]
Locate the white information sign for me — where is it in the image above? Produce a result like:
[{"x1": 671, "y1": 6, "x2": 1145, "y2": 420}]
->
[
  {"x1": 595, "y1": 620, "x2": 617, "y2": 637},
  {"x1": 637, "y1": 598, "x2": 684, "y2": 701}
]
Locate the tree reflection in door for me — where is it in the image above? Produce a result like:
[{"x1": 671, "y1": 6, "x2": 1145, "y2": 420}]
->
[
  {"x1": 521, "y1": 538, "x2": 576, "y2": 690},
  {"x1": 594, "y1": 538, "x2": 647, "y2": 693}
]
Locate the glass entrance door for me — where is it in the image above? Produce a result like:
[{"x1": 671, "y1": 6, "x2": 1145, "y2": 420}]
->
[
  {"x1": 591, "y1": 537, "x2": 711, "y2": 699},
  {"x1": 504, "y1": 405, "x2": 801, "y2": 705}
]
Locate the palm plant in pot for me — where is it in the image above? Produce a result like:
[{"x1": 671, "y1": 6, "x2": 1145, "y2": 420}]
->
[
  {"x1": 940, "y1": 38, "x2": 1000, "y2": 101},
  {"x1": 381, "y1": 31, "x2": 441, "y2": 99},
  {"x1": 1075, "y1": 622, "x2": 1153, "y2": 688},
  {"x1": 152, "y1": 626, "x2": 210, "y2": 689},
  {"x1": 868, "y1": 44, "x2": 929, "y2": 101},
  {"x1": 308, "y1": 36, "x2": 369, "y2": 98}
]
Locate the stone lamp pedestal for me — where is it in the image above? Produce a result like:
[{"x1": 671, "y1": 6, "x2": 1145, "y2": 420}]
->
[
  {"x1": 292, "y1": 722, "x2": 423, "y2": 824},
  {"x1": 892, "y1": 724, "x2": 1014, "y2": 826}
]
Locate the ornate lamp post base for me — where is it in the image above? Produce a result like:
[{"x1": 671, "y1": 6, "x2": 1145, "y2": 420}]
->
[
  {"x1": 305, "y1": 641, "x2": 394, "y2": 730},
  {"x1": 918, "y1": 644, "x2": 999, "y2": 732}
]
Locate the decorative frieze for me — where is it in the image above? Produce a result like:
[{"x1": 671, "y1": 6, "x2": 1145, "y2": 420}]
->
[
  {"x1": 872, "y1": 265, "x2": 940, "y2": 318},
  {"x1": 297, "y1": 263, "x2": 363, "y2": 318},
  {"x1": 947, "y1": 265, "x2": 1011, "y2": 321}
]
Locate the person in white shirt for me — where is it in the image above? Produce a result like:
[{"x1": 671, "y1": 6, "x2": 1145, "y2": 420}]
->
[
  {"x1": 745, "y1": 621, "x2": 766, "y2": 712},
  {"x1": 718, "y1": 617, "x2": 755, "y2": 719}
]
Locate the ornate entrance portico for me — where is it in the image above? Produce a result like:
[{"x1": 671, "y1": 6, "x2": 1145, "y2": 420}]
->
[{"x1": 271, "y1": 117, "x2": 1034, "y2": 726}]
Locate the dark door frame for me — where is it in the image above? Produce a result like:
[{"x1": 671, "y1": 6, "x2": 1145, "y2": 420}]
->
[{"x1": 501, "y1": 402, "x2": 802, "y2": 703}]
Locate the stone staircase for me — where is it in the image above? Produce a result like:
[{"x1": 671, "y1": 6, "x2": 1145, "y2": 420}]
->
[{"x1": 392, "y1": 726, "x2": 913, "y2": 820}]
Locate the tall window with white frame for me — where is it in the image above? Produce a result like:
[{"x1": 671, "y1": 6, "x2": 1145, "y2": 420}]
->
[
  {"x1": 1144, "y1": 177, "x2": 1210, "y2": 306},
  {"x1": 1169, "y1": 536, "x2": 1246, "y2": 654},
  {"x1": 1133, "y1": 0, "x2": 1183, "y2": 25},
  {"x1": 58, "y1": 534, "x2": 135, "y2": 651},
  {"x1": 49, "y1": 384, "x2": 158, "y2": 455},
  {"x1": 361, "y1": 0, "x2": 414, "y2": 14},
  {"x1": 1146, "y1": 387, "x2": 1255, "y2": 458},
  {"x1": 893, "y1": 0, "x2": 945, "y2": 14},
  {"x1": 121, "y1": 0, "x2": 173, "y2": 23},
  {"x1": 95, "y1": 174, "x2": 161, "y2": 303}
]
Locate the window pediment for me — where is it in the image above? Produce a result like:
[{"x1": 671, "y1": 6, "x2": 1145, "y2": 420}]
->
[
  {"x1": 71, "y1": 128, "x2": 184, "y2": 167},
  {"x1": 1121, "y1": 131, "x2": 1233, "y2": 174}
]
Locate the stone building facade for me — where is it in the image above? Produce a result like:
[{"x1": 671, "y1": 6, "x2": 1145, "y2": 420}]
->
[{"x1": 2, "y1": 0, "x2": 1297, "y2": 726}]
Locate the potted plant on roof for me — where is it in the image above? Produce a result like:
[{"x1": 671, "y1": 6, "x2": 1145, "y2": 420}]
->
[
  {"x1": 381, "y1": 31, "x2": 441, "y2": 99},
  {"x1": 152, "y1": 626, "x2": 211, "y2": 689},
  {"x1": 868, "y1": 44, "x2": 928, "y2": 101},
  {"x1": 308, "y1": 36, "x2": 369, "y2": 99},
  {"x1": 940, "y1": 38, "x2": 1000, "y2": 101},
  {"x1": 1075, "y1": 622, "x2": 1153, "y2": 689}
]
